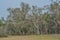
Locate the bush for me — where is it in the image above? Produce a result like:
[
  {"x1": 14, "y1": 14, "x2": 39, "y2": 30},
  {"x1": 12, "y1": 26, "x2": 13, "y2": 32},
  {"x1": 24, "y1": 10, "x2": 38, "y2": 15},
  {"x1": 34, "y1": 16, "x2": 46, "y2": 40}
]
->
[{"x1": 0, "y1": 27, "x2": 8, "y2": 37}]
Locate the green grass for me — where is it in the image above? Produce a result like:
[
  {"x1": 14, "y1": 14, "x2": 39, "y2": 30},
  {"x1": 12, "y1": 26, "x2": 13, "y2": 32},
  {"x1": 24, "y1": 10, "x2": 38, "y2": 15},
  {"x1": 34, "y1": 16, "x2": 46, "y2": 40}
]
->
[{"x1": 0, "y1": 34, "x2": 60, "y2": 40}]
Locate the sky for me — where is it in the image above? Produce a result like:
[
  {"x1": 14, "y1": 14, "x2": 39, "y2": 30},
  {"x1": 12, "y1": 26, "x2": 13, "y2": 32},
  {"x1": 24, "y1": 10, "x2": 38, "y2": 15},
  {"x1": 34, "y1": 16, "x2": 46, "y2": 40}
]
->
[{"x1": 0, "y1": 0, "x2": 54, "y2": 19}]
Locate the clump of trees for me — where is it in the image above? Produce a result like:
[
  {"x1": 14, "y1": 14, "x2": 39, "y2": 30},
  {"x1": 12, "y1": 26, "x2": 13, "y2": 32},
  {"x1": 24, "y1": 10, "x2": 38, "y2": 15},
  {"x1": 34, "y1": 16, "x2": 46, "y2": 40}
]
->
[{"x1": 0, "y1": 0, "x2": 60, "y2": 37}]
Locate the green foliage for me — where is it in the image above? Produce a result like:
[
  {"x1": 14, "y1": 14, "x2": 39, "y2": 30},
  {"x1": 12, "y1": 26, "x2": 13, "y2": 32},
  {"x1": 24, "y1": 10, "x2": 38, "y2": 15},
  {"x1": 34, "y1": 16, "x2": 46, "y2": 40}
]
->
[{"x1": 0, "y1": 1, "x2": 60, "y2": 36}]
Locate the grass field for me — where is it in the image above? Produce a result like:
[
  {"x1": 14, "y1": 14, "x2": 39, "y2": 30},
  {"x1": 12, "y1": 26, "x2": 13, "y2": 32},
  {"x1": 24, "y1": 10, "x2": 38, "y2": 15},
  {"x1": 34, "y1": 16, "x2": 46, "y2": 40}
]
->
[{"x1": 0, "y1": 34, "x2": 60, "y2": 40}]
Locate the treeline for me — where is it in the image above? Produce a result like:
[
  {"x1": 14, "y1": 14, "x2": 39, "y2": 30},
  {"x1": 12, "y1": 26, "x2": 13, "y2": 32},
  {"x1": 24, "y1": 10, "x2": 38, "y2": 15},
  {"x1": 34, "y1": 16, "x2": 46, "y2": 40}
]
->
[{"x1": 0, "y1": 1, "x2": 60, "y2": 37}]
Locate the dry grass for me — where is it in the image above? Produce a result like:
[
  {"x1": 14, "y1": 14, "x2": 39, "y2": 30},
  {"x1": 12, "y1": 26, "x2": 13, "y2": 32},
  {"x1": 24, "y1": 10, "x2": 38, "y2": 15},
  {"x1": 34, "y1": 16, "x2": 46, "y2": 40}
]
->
[{"x1": 0, "y1": 34, "x2": 60, "y2": 40}]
